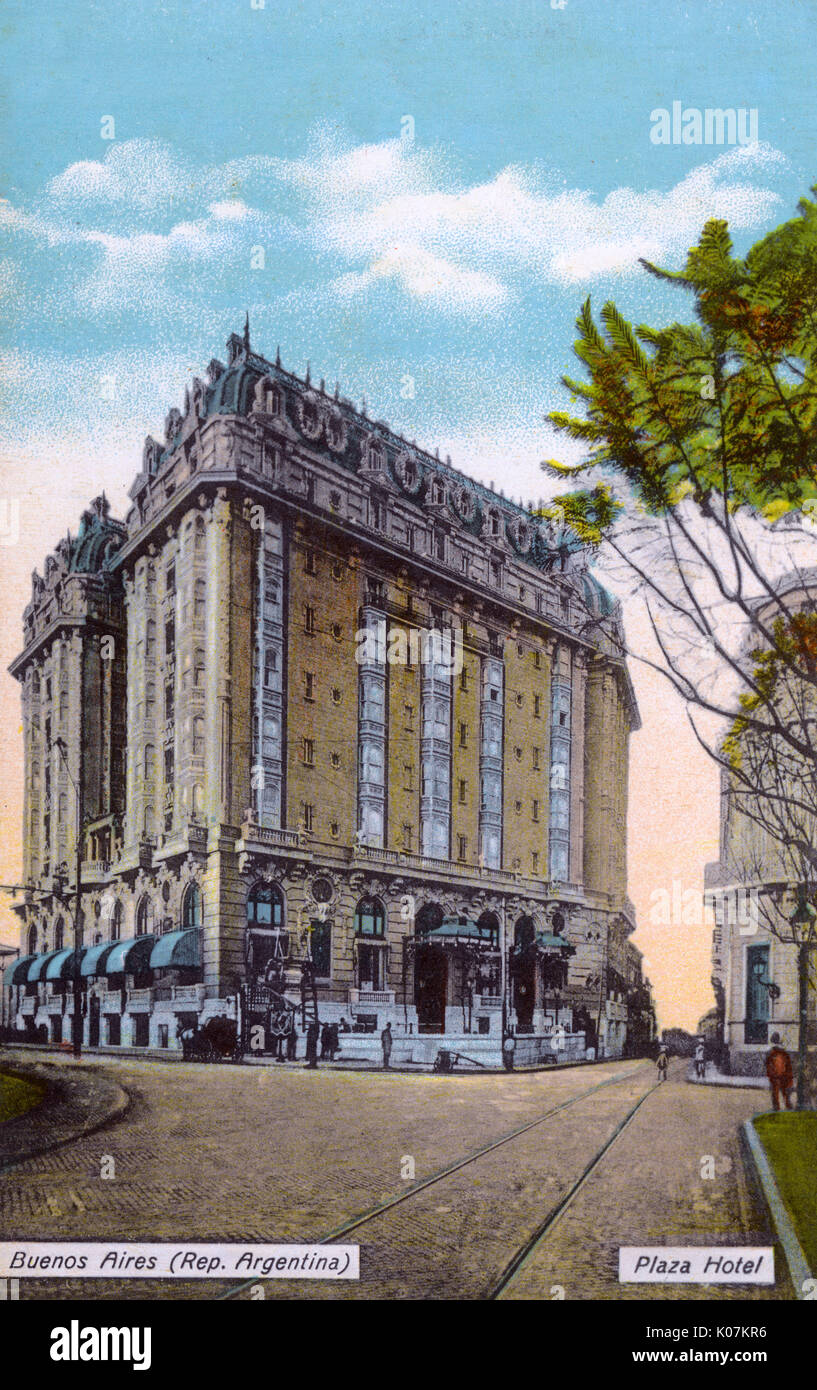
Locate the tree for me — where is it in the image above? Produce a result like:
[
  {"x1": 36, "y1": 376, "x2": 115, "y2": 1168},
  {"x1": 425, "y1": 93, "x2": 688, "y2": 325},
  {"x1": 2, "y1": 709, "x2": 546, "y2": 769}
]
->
[{"x1": 541, "y1": 186, "x2": 817, "y2": 1101}]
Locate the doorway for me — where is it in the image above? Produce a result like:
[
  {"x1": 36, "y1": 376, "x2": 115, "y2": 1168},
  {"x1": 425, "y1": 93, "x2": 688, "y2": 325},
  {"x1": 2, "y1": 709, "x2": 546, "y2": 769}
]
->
[{"x1": 415, "y1": 946, "x2": 447, "y2": 1033}]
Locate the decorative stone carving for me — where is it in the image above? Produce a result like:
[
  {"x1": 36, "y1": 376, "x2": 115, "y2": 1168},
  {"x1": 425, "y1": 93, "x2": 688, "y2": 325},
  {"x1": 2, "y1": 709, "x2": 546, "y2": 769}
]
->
[
  {"x1": 507, "y1": 514, "x2": 533, "y2": 555},
  {"x1": 393, "y1": 450, "x2": 423, "y2": 495},
  {"x1": 143, "y1": 436, "x2": 162, "y2": 476},
  {"x1": 449, "y1": 481, "x2": 477, "y2": 523},
  {"x1": 296, "y1": 390, "x2": 324, "y2": 441},
  {"x1": 325, "y1": 408, "x2": 347, "y2": 454}
]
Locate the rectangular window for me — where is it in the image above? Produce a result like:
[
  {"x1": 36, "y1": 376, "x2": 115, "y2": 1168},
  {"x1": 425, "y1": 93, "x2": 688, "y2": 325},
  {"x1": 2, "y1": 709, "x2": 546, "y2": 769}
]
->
[
  {"x1": 458, "y1": 721, "x2": 468, "y2": 749},
  {"x1": 534, "y1": 651, "x2": 542, "y2": 670},
  {"x1": 304, "y1": 549, "x2": 317, "y2": 576},
  {"x1": 532, "y1": 850, "x2": 539, "y2": 873},
  {"x1": 304, "y1": 605, "x2": 316, "y2": 635},
  {"x1": 304, "y1": 672, "x2": 315, "y2": 701},
  {"x1": 164, "y1": 683, "x2": 174, "y2": 722},
  {"x1": 402, "y1": 823, "x2": 413, "y2": 851},
  {"x1": 457, "y1": 834, "x2": 467, "y2": 861},
  {"x1": 302, "y1": 802, "x2": 314, "y2": 833},
  {"x1": 403, "y1": 762, "x2": 414, "y2": 791},
  {"x1": 302, "y1": 738, "x2": 314, "y2": 766},
  {"x1": 164, "y1": 747, "x2": 174, "y2": 784},
  {"x1": 164, "y1": 619, "x2": 175, "y2": 655},
  {"x1": 460, "y1": 666, "x2": 469, "y2": 692},
  {"x1": 534, "y1": 694, "x2": 541, "y2": 718},
  {"x1": 458, "y1": 778, "x2": 467, "y2": 804},
  {"x1": 404, "y1": 703, "x2": 415, "y2": 730},
  {"x1": 532, "y1": 799, "x2": 540, "y2": 822},
  {"x1": 532, "y1": 747, "x2": 541, "y2": 770},
  {"x1": 311, "y1": 919, "x2": 331, "y2": 977}
]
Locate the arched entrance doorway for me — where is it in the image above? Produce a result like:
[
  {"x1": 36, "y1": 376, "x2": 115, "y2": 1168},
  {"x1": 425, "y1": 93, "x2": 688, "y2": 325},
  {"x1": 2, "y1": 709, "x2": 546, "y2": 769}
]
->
[
  {"x1": 246, "y1": 883, "x2": 287, "y2": 982},
  {"x1": 414, "y1": 903, "x2": 447, "y2": 1034},
  {"x1": 512, "y1": 915, "x2": 537, "y2": 1033}
]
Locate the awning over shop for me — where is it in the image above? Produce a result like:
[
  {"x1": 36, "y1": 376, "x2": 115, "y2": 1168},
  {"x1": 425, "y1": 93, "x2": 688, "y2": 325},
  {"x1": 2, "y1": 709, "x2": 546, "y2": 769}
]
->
[
  {"x1": 149, "y1": 929, "x2": 201, "y2": 970},
  {"x1": 45, "y1": 947, "x2": 85, "y2": 981},
  {"x1": 27, "y1": 950, "x2": 64, "y2": 982},
  {"x1": 425, "y1": 916, "x2": 499, "y2": 945},
  {"x1": 81, "y1": 942, "x2": 118, "y2": 977},
  {"x1": 105, "y1": 936, "x2": 156, "y2": 975},
  {"x1": 2, "y1": 954, "x2": 36, "y2": 988},
  {"x1": 536, "y1": 932, "x2": 575, "y2": 953}
]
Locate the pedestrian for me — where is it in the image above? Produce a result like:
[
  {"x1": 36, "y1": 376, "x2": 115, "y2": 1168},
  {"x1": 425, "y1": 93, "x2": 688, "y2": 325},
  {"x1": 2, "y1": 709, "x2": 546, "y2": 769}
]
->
[
  {"x1": 765, "y1": 1032, "x2": 794, "y2": 1111},
  {"x1": 320, "y1": 1022, "x2": 331, "y2": 1060},
  {"x1": 694, "y1": 1038, "x2": 706, "y2": 1079},
  {"x1": 328, "y1": 1021, "x2": 339, "y2": 1060},
  {"x1": 656, "y1": 1046, "x2": 668, "y2": 1082},
  {"x1": 502, "y1": 1032, "x2": 516, "y2": 1072},
  {"x1": 286, "y1": 1025, "x2": 297, "y2": 1061},
  {"x1": 381, "y1": 1021, "x2": 393, "y2": 1070},
  {"x1": 305, "y1": 1019, "x2": 320, "y2": 1069}
]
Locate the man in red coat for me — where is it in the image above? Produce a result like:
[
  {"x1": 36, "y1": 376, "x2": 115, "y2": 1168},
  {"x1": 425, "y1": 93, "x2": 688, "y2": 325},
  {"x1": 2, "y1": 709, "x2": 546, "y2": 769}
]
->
[{"x1": 765, "y1": 1032, "x2": 794, "y2": 1111}]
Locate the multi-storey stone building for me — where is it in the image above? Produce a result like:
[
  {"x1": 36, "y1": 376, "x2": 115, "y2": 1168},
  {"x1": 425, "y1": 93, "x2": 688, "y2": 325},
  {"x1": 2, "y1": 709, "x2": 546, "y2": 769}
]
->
[
  {"x1": 704, "y1": 573, "x2": 817, "y2": 1079},
  {"x1": 5, "y1": 326, "x2": 646, "y2": 1063}
]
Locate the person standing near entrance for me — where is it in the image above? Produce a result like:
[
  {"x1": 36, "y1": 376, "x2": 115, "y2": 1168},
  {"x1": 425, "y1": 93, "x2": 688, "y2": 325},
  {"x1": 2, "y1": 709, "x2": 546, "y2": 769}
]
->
[
  {"x1": 765, "y1": 1032, "x2": 794, "y2": 1111},
  {"x1": 305, "y1": 1019, "x2": 319, "y2": 1069},
  {"x1": 502, "y1": 1032, "x2": 516, "y2": 1072},
  {"x1": 381, "y1": 1021, "x2": 393, "y2": 1070}
]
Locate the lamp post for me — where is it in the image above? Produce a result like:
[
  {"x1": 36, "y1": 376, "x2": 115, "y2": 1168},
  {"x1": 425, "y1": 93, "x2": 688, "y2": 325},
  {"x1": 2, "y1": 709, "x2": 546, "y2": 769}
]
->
[{"x1": 54, "y1": 734, "x2": 84, "y2": 1059}]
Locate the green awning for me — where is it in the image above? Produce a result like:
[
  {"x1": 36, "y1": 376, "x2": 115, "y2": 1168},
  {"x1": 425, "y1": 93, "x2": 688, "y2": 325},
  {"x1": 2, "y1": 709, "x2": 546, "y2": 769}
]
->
[
  {"x1": 3, "y1": 954, "x2": 36, "y2": 987},
  {"x1": 105, "y1": 936, "x2": 156, "y2": 975},
  {"x1": 536, "y1": 932, "x2": 575, "y2": 953},
  {"x1": 45, "y1": 947, "x2": 85, "y2": 980},
  {"x1": 27, "y1": 950, "x2": 64, "y2": 982},
  {"x1": 81, "y1": 941, "x2": 118, "y2": 977},
  {"x1": 426, "y1": 916, "x2": 498, "y2": 943},
  {"x1": 149, "y1": 929, "x2": 201, "y2": 970}
]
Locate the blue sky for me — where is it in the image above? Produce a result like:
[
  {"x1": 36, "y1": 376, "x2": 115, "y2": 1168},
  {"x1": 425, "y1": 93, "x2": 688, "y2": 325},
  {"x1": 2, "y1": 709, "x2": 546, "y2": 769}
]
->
[{"x1": 1, "y1": 0, "x2": 813, "y2": 497}]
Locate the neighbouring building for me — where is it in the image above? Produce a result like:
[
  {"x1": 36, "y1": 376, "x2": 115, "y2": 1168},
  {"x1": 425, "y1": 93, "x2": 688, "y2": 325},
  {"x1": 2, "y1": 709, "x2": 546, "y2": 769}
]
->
[
  {"x1": 704, "y1": 572, "x2": 817, "y2": 1079},
  {"x1": 4, "y1": 325, "x2": 647, "y2": 1064}
]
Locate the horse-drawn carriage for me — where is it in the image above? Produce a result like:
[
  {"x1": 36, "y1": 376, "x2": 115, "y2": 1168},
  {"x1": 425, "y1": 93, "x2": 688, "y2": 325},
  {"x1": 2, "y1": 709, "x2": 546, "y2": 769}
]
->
[{"x1": 177, "y1": 1015, "x2": 241, "y2": 1063}]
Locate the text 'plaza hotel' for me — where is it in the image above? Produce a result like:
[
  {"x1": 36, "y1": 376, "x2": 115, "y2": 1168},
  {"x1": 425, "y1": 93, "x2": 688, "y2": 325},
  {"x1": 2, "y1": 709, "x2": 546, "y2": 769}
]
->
[{"x1": 4, "y1": 326, "x2": 654, "y2": 1064}]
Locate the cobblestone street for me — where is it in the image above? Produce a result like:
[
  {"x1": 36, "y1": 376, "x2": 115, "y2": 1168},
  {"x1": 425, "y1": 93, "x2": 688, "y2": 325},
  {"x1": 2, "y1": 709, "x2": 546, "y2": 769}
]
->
[{"x1": 0, "y1": 1052, "x2": 785, "y2": 1301}]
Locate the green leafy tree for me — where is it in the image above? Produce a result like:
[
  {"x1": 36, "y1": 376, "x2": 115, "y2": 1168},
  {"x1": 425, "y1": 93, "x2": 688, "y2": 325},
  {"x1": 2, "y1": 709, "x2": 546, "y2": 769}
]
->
[{"x1": 542, "y1": 187, "x2": 817, "y2": 1101}]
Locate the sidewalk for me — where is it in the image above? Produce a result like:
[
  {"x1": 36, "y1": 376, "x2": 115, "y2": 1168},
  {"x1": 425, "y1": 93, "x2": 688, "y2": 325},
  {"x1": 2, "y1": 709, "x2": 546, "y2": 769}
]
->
[{"x1": 686, "y1": 1062, "x2": 767, "y2": 1090}]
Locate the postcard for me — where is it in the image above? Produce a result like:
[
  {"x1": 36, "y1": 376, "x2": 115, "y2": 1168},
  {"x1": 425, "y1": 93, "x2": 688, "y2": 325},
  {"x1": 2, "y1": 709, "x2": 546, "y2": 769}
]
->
[{"x1": 0, "y1": 0, "x2": 813, "y2": 1365}]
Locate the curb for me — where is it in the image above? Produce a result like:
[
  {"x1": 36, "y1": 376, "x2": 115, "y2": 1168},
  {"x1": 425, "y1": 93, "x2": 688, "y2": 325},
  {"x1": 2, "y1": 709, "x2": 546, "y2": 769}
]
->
[
  {"x1": 0, "y1": 1055, "x2": 130, "y2": 1170},
  {"x1": 740, "y1": 1118, "x2": 814, "y2": 1301}
]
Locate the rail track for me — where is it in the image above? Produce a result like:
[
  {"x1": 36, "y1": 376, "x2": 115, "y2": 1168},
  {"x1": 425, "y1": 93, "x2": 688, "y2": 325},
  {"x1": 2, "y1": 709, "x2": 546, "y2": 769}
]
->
[{"x1": 219, "y1": 1061, "x2": 659, "y2": 1301}]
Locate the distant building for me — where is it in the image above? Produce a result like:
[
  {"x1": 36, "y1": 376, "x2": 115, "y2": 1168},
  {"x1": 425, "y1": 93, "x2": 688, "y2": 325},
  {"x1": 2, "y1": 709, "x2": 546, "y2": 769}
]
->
[{"x1": 5, "y1": 327, "x2": 643, "y2": 1062}]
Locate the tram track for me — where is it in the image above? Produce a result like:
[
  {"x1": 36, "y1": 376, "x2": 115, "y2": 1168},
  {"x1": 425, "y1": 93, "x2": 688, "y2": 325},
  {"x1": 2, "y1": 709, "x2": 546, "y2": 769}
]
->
[{"x1": 218, "y1": 1061, "x2": 655, "y2": 1300}]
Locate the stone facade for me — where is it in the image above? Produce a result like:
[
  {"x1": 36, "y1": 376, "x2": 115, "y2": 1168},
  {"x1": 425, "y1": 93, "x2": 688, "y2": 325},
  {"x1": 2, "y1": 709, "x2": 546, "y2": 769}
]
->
[{"x1": 6, "y1": 327, "x2": 650, "y2": 1060}]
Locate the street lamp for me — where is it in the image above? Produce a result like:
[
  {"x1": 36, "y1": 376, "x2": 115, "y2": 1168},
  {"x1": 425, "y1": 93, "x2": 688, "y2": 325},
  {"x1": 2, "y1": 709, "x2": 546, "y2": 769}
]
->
[{"x1": 54, "y1": 735, "x2": 84, "y2": 1060}]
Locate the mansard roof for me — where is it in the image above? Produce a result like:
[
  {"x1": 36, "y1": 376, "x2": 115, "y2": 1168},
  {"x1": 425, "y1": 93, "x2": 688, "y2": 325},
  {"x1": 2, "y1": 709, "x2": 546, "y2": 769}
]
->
[
  {"x1": 144, "y1": 325, "x2": 602, "y2": 583},
  {"x1": 68, "y1": 494, "x2": 127, "y2": 574}
]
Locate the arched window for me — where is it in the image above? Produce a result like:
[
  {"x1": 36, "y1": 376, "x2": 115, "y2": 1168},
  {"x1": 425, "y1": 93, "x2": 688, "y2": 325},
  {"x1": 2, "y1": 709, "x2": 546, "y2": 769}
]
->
[
  {"x1": 354, "y1": 897, "x2": 385, "y2": 938},
  {"x1": 111, "y1": 899, "x2": 123, "y2": 942},
  {"x1": 27, "y1": 924, "x2": 38, "y2": 956},
  {"x1": 415, "y1": 902, "x2": 443, "y2": 937},
  {"x1": 182, "y1": 883, "x2": 202, "y2": 928},
  {"x1": 144, "y1": 744, "x2": 155, "y2": 778},
  {"x1": 247, "y1": 882, "x2": 284, "y2": 928},
  {"x1": 191, "y1": 782, "x2": 204, "y2": 817},
  {"x1": 192, "y1": 717, "x2": 205, "y2": 757},
  {"x1": 143, "y1": 804, "x2": 155, "y2": 837},
  {"x1": 135, "y1": 896, "x2": 155, "y2": 937},
  {"x1": 54, "y1": 917, "x2": 64, "y2": 951}
]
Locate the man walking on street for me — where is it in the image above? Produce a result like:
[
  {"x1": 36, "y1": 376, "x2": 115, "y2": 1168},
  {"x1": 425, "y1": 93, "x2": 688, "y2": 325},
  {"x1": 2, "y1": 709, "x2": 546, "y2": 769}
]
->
[
  {"x1": 656, "y1": 1046, "x2": 668, "y2": 1082},
  {"x1": 765, "y1": 1032, "x2": 794, "y2": 1111},
  {"x1": 381, "y1": 1021, "x2": 393, "y2": 1070}
]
